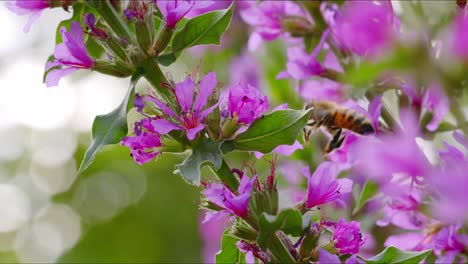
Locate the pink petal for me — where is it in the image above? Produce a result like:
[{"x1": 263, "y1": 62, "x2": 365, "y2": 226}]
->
[
  {"x1": 45, "y1": 67, "x2": 78, "y2": 87},
  {"x1": 150, "y1": 119, "x2": 181, "y2": 134},
  {"x1": 186, "y1": 123, "x2": 205, "y2": 140},
  {"x1": 194, "y1": 72, "x2": 217, "y2": 112},
  {"x1": 175, "y1": 76, "x2": 195, "y2": 112}
]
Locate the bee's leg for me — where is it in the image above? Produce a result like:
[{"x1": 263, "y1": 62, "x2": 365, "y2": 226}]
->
[
  {"x1": 324, "y1": 128, "x2": 344, "y2": 154},
  {"x1": 303, "y1": 127, "x2": 312, "y2": 143}
]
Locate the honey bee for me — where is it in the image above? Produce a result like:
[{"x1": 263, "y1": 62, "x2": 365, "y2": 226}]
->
[{"x1": 303, "y1": 101, "x2": 375, "y2": 153}]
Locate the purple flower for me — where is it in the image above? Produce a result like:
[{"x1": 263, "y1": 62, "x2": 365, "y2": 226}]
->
[
  {"x1": 353, "y1": 110, "x2": 430, "y2": 183},
  {"x1": 83, "y1": 13, "x2": 108, "y2": 39},
  {"x1": 276, "y1": 46, "x2": 325, "y2": 80},
  {"x1": 334, "y1": 0, "x2": 397, "y2": 57},
  {"x1": 203, "y1": 174, "x2": 256, "y2": 218},
  {"x1": 227, "y1": 82, "x2": 269, "y2": 125},
  {"x1": 229, "y1": 52, "x2": 261, "y2": 88},
  {"x1": 421, "y1": 83, "x2": 449, "y2": 131},
  {"x1": 332, "y1": 219, "x2": 364, "y2": 254},
  {"x1": 240, "y1": 1, "x2": 305, "y2": 50},
  {"x1": 45, "y1": 22, "x2": 94, "y2": 87},
  {"x1": 384, "y1": 232, "x2": 427, "y2": 251},
  {"x1": 199, "y1": 213, "x2": 229, "y2": 264},
  {"x1": 142, "y1": 72, "x2": 218, "y2": 141},
  {"x1": 430, "y1": 161, "x2": 468, "y2": 223},
  {"x1": 401, "y1": 80, "x2": 449, "y2": 131},
  {"x1": 318, "y1": 249, "x2": 340, "y2": 264},
  {"x1": 303, "y1": 162, "x2": 352, "y2": 208},
  {"x1": 5, "y1": 0, "x2": 49, "y2": 32},
  {"x1": 433, "y1": 225, "x2": 466, "y2": 264},
  {"x1": 452, "y1": 12, "x2": 468, "y2": 60},
  {"x1": 155, "y1": 0, "x2": 215, "y2": 29},
  {"x1": 376, "y1": 185, "x2": 427, "y2": 230},
  {"x1": 121, "y1": 118, "x2": 163, "y2": 165},
  {"x1": 236, "y1": 240, "x2": 270, "y2": 264},
  {"x1": 297, "y1": 79, "x2": 345, "y2": 103}
]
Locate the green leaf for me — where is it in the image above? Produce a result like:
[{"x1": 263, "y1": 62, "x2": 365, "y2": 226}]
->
[
  {"x1": 366, "y1": 247, "x2": 432, "y2": 264},
  {"x1": 77, "y1": 71, "x2": 143, "y2": 175},
  {"x1": 353, "y1": 180, "x2": 379, "y2": 215},
  {"x1": 172, "y1": 3, "x2": 234, "y2": 55},
  {"x1": 226, "y1": 109, "x2": 312, "y2": 153},
  {"x1": 257, "y1": 208, "x2": 309, "y2": 249},
  {"x1": 215, "y1": 231, "x2": 244, "y2": 264},
  {"x1": 175, "y1": 138, "x2": 223, "y2": 186},
  {"x1": 156, "y1": 53, "x2": 176, "y2": 66}
]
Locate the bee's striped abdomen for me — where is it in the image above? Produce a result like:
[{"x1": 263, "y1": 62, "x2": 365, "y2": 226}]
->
[{"x1": 332, "y1": 108, "x2": 375, "y2": 135}]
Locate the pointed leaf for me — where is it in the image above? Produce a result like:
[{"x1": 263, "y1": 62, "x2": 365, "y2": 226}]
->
[
  {"x1": 172, "y1": 4, "x2": 234, "y2": 55},
  {"x1": 366, "y1": 247, "x2": 432, "y2": 264},
  {"x1": 216, "y1": 231, "x2": 244, "y2": 264},
  {"x1": 353, "y1": 180, "x2": 379, "y2": 215},
  {"x1": 258, "y1": 208, "x2": 309, "y2": 249},
  {"x1": 226, "y1": 109, "x2": 312, "y2": 153},
  {"x1": 77, "y1": 71, "x2": 143, "y2": 175},
  {"x1": 175, "y1": 138, "x2": 222, "y2": 186}
]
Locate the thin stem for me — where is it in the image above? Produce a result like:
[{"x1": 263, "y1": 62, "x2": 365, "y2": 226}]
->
[
  {"x1": 269, "y1": 233, "x2": 296, "y2": 264},
  {"x1": 140, "y1": 59, "x2": 173, "y2": 102},
  {"x1": 210, "y1": 159, "x2": 239, "y2": 190},
  {"x1": 89, "y1": 0, "x2": 134, "y2": 43}
]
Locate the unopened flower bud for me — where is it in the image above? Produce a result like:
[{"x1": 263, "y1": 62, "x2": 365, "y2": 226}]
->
[
  {"x1": 231, "y1": 221, "x2": 258, "y2": 241},
  {"x1": 281, "y1": 15, "x2": 315, "y2": 37}
]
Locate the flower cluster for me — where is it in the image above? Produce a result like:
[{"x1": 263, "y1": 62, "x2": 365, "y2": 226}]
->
[{"x1": 8, "y1": 0, "x2": 468, "y2": 263}]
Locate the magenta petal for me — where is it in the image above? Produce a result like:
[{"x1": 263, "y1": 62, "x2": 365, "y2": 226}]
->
[
  {"x1": 151, "y1": 119, "x2": 181, "y2": 134},
  {"x1": 384, "y1": 233, "x2": 425, "y2": 250},
  {"x1": 199, "y1": 103, "x2": 219, "y2": 121},
  {"x1": 45, "y1": 67, "x2": 78, "y2": 87},
  {"x1": 175, "y1": 76, "x2": 195, "y2": 112},
  {"x1": 144, "y1": 96, "x2": 176, "y2": 117},
  {"x1": 318, "y1": 249, "x2": 340, "y2": 264},
  {"x1": 186, "y1": 123, "x2": 205, "y2": 140},
  {"x1": 23, "y1": 10, "x2": 43, "y2": 33},
  {"x1": 194, "y1": 72, "x2": 217, "y2": 113},
  {"x1": 453, "y1": 132, "x2": 468, "y2": 150},
  {"x1": 272, "y1": 140, "x2": 303, "y2": 156}
]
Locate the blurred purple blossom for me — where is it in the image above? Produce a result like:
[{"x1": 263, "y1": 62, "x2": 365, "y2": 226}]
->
[
  {"x1": 453, "y1": 131, "x2": 468, "y2": 150},
  {"x1": 401, "y1": 80, "x2": 449, "y2": 131},
  {"x1": 433, "y1": 225, "x2": 467, "y2": 264},
  {"x1": 302, "y1": 162, "x2": 352, "y2": 208},
  {"x1": 199, "y1": 214, "x2": 228, "y2": 264},
  {"x1": 430, "y1": 161, "x2": 468, "y2": 223},
  {"x1": 318, "y1": 249, "x2": 340, "y2": 264},
  {"x1": 45, "y1": 22, "x2": 94, "y2": 87},
  {"x1": 353, "y1": 110, "x2": 430, "y2": 183},
  {"x1": 229, "y1": 52, "x2": 261, "y2": 88},
  {"x1": 121, "y1": 118, "x2": 162, "y2": 165},
  {"x1": 276, "y1": 46, "x2": 325, "y2": 80},
  {"x1": 452, "y1": 11, "x2": 468, "y2": 60},
  {"x1": 334, "y1": 0, "x2": 397, "y2": 57},
  {"x1": 237, "y1": 240, "x2": 270, "y2": 264},
  {"x1": 227, "y1": 82, "x2": 269, "y2": 125},
  {"x1": 5, "y1": 0, "x2": 49, "y2": 32},
  {"x1": 203, "y1": 175, "x2": 256, "y2": 219},
  {"x1": 297, "y1": 79, "x2": 345, "y2": 103},
  {"x1": 155, "y1": 0, "x2": 216, "y2": 29},
  {"x1": 331, "y1": 219, "x2": 364, "y2": 254},
  {"x1": 143, "y1": 72, "x2": 218, "y2": 140},
  {"x1": 421, "y1": 83, "x2": 449, "y2": 131},
  {"x1": 376, "y1": 185, "x2": 427, "y2": 230},
  {"x1": 240, "y1": 1, "x2": 305, "y2": 51}
]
